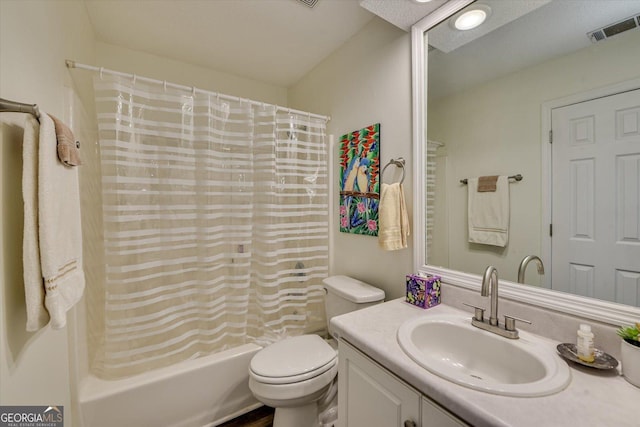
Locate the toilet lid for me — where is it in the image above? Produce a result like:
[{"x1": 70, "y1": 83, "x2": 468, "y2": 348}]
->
[{"x1": 250, "y1": 335, "x2": 337, "y2": 381}]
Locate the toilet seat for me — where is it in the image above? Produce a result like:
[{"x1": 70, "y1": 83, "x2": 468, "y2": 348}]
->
[
  {"x1": 250, "y1": 335, "x2": 337, "y2": 385},
  {"x1": 251, "y1": 357, "x2": 337, "y2": 384}
]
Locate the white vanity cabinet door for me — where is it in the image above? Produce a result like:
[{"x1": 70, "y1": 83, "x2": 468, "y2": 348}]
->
[
  {"x1": 421, "y1": 397, "x2": 468, "y2": 427},
  {"x1": 338, "y1": 340, "x2": 420, "y2": 427}
]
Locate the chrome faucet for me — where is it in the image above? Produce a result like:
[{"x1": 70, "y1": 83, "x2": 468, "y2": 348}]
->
[
  {"x1": 481, "y1": 265, "x2": 499, "y2": 326},
  {"x1": 517, "y1": 255, "x2": 545, "y2": 284},
  {"x1": 464, "y1": 265, "x2": 531, "y2": 339}
]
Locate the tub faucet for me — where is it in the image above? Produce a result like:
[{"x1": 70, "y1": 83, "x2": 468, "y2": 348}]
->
[
  {"x1": 463, "y1": 265, "x2": 531, "y2": 339},
  {"x1": 517, "y1": 255, "x2": 545, "y2": 284}
]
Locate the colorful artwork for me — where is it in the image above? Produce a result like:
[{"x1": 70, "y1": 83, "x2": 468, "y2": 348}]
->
[{"x1": 339, "y1": 123, "x2": 380, "y2": 236}]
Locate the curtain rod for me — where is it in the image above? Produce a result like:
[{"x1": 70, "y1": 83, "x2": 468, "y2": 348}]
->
[{"x1": 65, "y1": 60, "x2": 331, "y2": 122}]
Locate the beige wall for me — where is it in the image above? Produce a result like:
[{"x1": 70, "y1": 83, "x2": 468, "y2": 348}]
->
[
  {"x1": 0, "y1": 1, "x2": 97, "y2": 423},
  {"x1": 95, "y1": 42, "x2": 288, "y2": 106},
  {"x1": 428, "y1": 29, "x2": 640, "y2": 283},
  {"x1": 289, "y1": 17, "x2": 414, "y2": 300}
]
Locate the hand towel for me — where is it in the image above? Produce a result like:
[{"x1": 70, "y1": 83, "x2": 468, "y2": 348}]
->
[
  {"x1": 477, "y1": 175, "x2": 498, "y2": 192},
  {"x1": 468, "y1": 175, "x2": 509, "y2": 247},
  {"x1": 50, "y1": 114, "x2": 82, "y2": 166},
  {"x1": 22, "y1": 112, "x2": 85, "y2": 331},
  {"x1": 378, "y1": 182, "x2": 410, "y2": 251}
]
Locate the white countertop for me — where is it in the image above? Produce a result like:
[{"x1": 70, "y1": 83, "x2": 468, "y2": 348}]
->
[{"x1": 331, "y1": 299, "x2": 640, "y2": 427}]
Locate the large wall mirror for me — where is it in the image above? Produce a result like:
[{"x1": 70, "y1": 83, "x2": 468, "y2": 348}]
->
[{"x1": 412, "y1": 0, "x2": 640, "y2": 325}]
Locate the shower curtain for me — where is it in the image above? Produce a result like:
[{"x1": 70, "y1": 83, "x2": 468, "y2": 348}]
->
[
  {"x1": 91, "y1": 75, "x2": 328, "y2": 379},
  {"x1": 426, "y1": 141, "x2": 439, "y2": 257}
]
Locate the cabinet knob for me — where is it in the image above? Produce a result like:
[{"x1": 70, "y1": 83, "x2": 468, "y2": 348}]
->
[{"x1": 404, "y1": 420, "x2": 417, "y2": 427}]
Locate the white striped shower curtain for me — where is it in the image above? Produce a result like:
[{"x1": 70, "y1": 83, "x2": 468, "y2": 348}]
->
[
  {"x1": 426, "y1": 141, "x2": 438, "y2": 257},
  {"x1": 90, "y1": 75, "x2": 328, "y2": 379}
]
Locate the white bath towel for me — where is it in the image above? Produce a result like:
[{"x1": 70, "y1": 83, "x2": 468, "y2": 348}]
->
[
  {"x1": 467, "y1": 175, "x2": 509, "y2": 247},
  {"x1": 378, "y1": 182, "x2": 410, "y2": 251},
  {"x1": 23, "y1": 112, "x2": 85, "y2": 331},
  {"x1": 22, "y1": 115, "x2": 49, "y2": 330}
]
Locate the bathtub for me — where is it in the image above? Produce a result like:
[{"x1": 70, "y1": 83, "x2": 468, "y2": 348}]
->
[{"x1": 78, "y1": 344, "x2": 262, "y2": 427}]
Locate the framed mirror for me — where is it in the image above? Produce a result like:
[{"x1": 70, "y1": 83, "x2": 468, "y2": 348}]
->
[{"x1": 412, "y1": 0, "x2": 640, "y2": 325}]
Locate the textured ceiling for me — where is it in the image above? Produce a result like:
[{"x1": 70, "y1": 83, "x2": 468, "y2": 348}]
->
[
  {"x1": 84, "y1": 0, "x2": 379, "y2": 88},
  {"x1": 428, "y1": 0, "x2": 640, "y2": 100},
  {"x1": 427, "y1": 0, "x2": 552, "y2": 53},
  {"x1": 359, "y1": 0, "x2": 448, "y2": 31}
]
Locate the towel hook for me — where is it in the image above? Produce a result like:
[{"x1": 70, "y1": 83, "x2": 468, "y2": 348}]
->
[{"x1": 381, "y1": 157, "x2": 406, "y2": 185}]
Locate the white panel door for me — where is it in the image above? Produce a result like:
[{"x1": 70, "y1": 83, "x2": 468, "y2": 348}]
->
[{"x1": 552, "y1": 89, "x2": 640, "y2": 306}]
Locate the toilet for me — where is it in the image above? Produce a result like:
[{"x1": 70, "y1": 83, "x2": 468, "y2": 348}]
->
[{"x1": 248, "y1": 275, "x2": 385, "y2": 427}]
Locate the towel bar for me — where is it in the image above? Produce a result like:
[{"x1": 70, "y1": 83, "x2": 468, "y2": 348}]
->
[
  {"x1": 0, "y1": 97, "x2": 40, "y2": 122},
  {"x1": 460, "y1": 174, "x2": 522, "y2": 185}
]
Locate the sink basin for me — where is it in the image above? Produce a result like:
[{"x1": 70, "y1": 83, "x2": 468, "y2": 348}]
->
[{"x1": 397, "y1": 314, "x2": 571, "y2": 397}]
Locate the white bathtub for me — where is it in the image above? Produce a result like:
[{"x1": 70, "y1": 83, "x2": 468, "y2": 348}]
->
[{"x1": 78, "y1": 344, "x2": 262, "y2": 427}]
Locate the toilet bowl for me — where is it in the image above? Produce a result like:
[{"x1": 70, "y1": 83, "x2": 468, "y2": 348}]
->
[
  {"x1": 248, "y1": 275, "x2": 385, "y2": 427},
  {"x1": 249, "y1": 335, "x2": 338, "y2": 427}
]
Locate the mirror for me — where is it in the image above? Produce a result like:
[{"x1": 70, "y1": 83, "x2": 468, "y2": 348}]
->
[{"x1": 412, "y1": 0, "x2": 640, "y2": 324}]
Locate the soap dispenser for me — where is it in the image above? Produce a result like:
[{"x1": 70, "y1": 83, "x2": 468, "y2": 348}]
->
[{"x1": 577, "y1": 324, "x2": 595, "y2": 363}]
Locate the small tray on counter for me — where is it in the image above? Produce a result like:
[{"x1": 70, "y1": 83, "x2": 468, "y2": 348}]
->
[{"x1": 556, "y1": 343, "x2": 618, "y2": 370}]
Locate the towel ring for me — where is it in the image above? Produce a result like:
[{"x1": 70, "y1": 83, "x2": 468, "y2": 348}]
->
[{"x1": 381, "y1": 157, "x2": 405, "y2": 184}]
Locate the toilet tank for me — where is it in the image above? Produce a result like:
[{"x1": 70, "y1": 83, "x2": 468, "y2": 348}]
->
[{"x1": 323, "y1": 275, "x2": 385, "y2": 337}]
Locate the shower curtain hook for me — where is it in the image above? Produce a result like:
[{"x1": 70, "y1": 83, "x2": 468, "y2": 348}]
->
[
  {"x1": 99, "y1": 67, "x2": 104, "y2": 80},
  {"x1": 192, "y1": 86, "x2": 196, "y2": 97},
  {"x1": 132, "y1": 74, "x2": 137, "y2": 85},
  {"x1": 163, "y1": 80, "x2": 167, "y2": 92}
]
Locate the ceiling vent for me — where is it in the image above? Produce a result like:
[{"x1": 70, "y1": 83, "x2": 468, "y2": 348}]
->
[
  {"x1": 296, "y1": 0, "x2": 319, "y2": 8},
  {"x1": 587, "y1": 14, "x2": 640, "y2": 43}
]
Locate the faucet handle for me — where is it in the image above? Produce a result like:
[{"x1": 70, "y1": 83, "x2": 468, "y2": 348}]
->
[
  {"x1": 463, "y1": 302, "x2": 485, "y2": 322},
  {"x1": 504, "y1": 314, "x2": 532, "y2": 332}
]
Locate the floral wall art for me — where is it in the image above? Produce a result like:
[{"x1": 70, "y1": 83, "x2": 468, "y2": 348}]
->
[{"x1": 339, "y1": 123, "x2": 380, "y2": 236}]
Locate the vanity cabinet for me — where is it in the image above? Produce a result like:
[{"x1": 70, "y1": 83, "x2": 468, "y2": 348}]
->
[{"x1": 338, "y1": 340, "x2": 467, "y2": 427}]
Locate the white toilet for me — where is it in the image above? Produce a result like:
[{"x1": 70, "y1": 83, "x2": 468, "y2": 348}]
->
[{"x1": 248, "y1": 275, "x2": 385, "y2": 427}]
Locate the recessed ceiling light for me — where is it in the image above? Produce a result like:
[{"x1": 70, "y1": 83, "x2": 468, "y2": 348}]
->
[
  {"x1": 413, "y1": 0, "x2": 434, "y2": 3},
  {"x1": 452, "y1": 5, "x2": 491, "y2": 31}
]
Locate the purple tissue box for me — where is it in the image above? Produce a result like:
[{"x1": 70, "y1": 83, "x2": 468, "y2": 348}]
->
[{"x1": 405, "y1": 274, "x2": 441, "y2": 309}]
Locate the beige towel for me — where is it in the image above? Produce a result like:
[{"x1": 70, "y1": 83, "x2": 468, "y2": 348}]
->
[
  {"x1": 23, "y1": 113, "x2": 85, "y2": 331},
  {"x1": 50, "y1": 114, "x2": 82, "y2": 166},
  {"x1": 477, "y1": 175, "x2": 498, "y2": 192},
  {"x1": 378, "y1": 182, "x2": 410, "y2": 251},
  {"x1": 468, "y1": 175, "x2": 509, "y2": 247}
]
